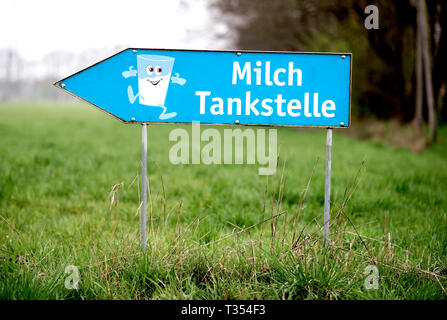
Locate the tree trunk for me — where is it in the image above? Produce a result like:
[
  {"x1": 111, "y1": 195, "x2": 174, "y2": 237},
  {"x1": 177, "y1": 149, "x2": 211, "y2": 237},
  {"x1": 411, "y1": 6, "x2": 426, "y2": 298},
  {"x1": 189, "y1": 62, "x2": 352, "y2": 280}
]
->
[
  {"x1": 418, "y1": 0, "x2": 437, "y2": 143},
  {"x1": 413, "y1": 23, "x2": 423, "y2": 134}
]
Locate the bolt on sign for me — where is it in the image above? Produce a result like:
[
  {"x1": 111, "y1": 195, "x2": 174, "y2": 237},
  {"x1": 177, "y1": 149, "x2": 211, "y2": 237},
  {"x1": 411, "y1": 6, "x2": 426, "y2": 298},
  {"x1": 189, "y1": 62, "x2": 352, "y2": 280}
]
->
[{"x1": 55, "y1": 49, "x2": 352, "y2": 250}]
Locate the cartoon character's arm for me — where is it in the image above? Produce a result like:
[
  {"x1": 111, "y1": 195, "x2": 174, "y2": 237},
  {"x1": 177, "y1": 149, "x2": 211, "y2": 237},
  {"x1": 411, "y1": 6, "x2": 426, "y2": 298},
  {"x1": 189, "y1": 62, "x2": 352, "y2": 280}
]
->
[
  {"x1": 171, "y1": 73, "x2": 186, "y2": 85},
  {"x1": 122, "y1": 66, "x2": 137, "y2": 79}
]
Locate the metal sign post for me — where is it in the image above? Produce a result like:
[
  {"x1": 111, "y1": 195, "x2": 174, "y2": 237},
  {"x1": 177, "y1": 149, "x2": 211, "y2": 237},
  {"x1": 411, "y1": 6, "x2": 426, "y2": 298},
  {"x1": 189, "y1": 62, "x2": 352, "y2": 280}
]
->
[
  {"x1": 324, "y1": 128, "x2": 332, "y2": 248},
  {"x1": 141, "y1": 123, "x2": 148, "y2": 251}
]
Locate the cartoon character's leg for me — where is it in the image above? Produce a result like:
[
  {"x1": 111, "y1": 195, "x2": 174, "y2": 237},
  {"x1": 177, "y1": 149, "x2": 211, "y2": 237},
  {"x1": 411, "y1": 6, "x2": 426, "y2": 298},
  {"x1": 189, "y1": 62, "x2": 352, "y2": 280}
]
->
[
  {"x1": 158, "y1": 105, "x2": 177, "y2": 120},
  {"x1": 127, "y1": 85, "x2": 142, "y2": 104}
]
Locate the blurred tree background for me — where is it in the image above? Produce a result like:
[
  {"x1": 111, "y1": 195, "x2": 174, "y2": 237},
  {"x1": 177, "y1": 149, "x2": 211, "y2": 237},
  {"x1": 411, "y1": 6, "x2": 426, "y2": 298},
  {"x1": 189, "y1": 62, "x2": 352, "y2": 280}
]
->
[
  {"x1": 213, "y1": 0, "x2": 446, "y2": 143},
  {"x1": 1, "y1": 0, "x2": 445, "y2": 145}
]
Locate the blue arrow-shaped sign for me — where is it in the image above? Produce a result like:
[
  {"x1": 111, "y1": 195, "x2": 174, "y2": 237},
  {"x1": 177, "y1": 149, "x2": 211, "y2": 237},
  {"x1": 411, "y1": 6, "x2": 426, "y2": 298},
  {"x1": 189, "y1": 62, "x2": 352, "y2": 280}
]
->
[{"x1": 55, "y1": 48, "x2": 351, "y2": 127}]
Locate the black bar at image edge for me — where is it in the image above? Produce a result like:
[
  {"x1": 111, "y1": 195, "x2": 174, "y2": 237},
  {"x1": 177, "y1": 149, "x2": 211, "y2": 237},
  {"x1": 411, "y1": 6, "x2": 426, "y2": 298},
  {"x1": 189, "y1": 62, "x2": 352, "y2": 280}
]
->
[{"x1": 1, "y1": 300, "x2": 445, "y2": 318}]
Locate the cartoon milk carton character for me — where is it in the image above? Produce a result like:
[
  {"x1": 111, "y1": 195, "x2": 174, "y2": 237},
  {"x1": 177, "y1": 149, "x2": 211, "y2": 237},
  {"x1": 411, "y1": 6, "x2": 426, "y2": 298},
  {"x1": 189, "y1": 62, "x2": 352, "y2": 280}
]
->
[
  {"x1": 137, "y1": 55, "x2": 174, "y2": 107},
  {"x1": 126, "y1": 54, "x2": 186, "y2": 120}
]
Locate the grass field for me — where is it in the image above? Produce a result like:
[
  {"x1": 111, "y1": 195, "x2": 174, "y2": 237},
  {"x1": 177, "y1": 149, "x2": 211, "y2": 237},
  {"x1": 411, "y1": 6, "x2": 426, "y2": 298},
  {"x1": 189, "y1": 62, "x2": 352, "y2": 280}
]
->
[{"x1": 0, "y1": 101, "x2": 446, "y2": 300}]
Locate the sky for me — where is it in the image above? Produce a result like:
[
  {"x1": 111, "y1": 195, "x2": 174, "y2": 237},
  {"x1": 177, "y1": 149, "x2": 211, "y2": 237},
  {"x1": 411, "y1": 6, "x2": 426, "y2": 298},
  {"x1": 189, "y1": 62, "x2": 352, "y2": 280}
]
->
[{"x1": 0, "y1": 0, "x2": 231, "y2": 62}]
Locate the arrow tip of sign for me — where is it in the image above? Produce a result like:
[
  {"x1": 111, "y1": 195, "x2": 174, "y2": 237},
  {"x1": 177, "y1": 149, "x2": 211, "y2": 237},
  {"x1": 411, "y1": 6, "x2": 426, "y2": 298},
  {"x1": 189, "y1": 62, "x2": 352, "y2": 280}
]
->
[{"x1": 53, "y1": 81, "x2": 64, "y2": 88}]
